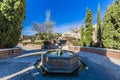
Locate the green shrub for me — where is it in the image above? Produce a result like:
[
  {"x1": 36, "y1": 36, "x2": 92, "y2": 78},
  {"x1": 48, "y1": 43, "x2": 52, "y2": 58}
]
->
[
  {"x1": 23, "y1": 42, "x2": 28, "y2": 46},
  {"x1": 41, "y1": 41, "x2": 52, "y2": 49},
  {"x1": 22, "y1": 42, "x2": 43, "y2": 45},
  {"x1": 30, "y1": 42, "x2": 43, "y2": 45},
  {"x1": 72, "y1": 41, "x2": 81, "y2": 46},
  {"x1": 42, "y1": 41, "x2": 51, "y2": 45},
  {"x1": 0, "y1": 0, "x2": 25, "y2": 48}
]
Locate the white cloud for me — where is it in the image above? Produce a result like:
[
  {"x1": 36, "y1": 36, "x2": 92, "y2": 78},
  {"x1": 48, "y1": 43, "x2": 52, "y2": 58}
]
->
[
  {"x1": 22, "y1": 20, "x2": 84, "y2": 35},
  {"x1": 55, "y1": 20, "x2": 84, "y2": 33},
  {"x1": 22, "y1": 27, "x2": 36, "y2": 35}
]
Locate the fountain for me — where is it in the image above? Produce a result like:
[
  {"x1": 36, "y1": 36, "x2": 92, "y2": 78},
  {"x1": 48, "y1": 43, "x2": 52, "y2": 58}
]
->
[{"x1": 35, "y1": 45, "x2": 80, "y2": 75}]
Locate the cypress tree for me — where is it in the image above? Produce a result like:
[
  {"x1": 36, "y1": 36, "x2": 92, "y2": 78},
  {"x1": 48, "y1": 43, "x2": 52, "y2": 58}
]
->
[
  {"x1": 0, "y1": 0, "x2": 25, "y2": 48},
  {"x1": 96, "y1": 4, "x2": 102, "y2": 47},
  {"x1": 80, "y1": 25, "x2": 84, "y2": 46},
  {"x1": 84, "y1": 8, "x2": 94, "y2": 47},
  {"x1": 102, "y1": 0, "x2": 120, "y2": 49}
]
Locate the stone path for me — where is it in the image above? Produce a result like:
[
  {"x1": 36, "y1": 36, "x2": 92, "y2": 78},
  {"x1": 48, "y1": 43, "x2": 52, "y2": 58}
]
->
[
  {"x1": 0, "y1": 46, "x2": 45, "y2": 80},
  {"x1": 78, "y1": 52, "x2": 120, "y2": 80},
  {"x1": 0, "y1": 46, "x2": 120, "y2": 80}
]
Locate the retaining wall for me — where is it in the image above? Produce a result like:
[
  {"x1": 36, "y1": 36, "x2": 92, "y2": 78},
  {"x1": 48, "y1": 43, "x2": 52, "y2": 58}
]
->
[
  {"x1": 0, "y1": 48, "x2": 21, "y2": 58},
  {"x1": 68, "y1": 46, "x2": 120, "y2": 60}
]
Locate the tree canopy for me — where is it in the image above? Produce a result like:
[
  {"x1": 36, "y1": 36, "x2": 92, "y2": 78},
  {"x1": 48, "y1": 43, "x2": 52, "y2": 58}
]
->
[
  {"x1": 102, "y1": 0, "x2": 120, "y2": 49},
  {"x1": 84, "y1": 8, "x2": 94, "y2": 46},
  {"x1": 31, "y1": 10, "x2": 55, "y2": 40},
  {"x1": 0, "y1": 0, "x2": 25, "y2": 48},
  {"x1": 96, "y1": 4, "x2": 102, "y2": 47}
]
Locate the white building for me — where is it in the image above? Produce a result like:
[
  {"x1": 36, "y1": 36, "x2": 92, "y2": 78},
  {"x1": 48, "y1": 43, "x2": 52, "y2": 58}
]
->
[
  {"x1": 62, "y1": 24, "x2": 97, "y2": 43},
  {"x1": 62, "y1": 31, "x2": 80, "y2": 39}
]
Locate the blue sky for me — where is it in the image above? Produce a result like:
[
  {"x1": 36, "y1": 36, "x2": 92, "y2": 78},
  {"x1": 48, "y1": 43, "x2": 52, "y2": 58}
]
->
[{"x1": 22, "y1": 0, "x2": 113, "y2": 35}]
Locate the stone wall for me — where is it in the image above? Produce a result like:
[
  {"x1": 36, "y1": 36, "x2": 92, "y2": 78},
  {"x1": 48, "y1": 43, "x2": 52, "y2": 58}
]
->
[
  {"x1": 18, "y1": 44, "x2": 42, "y2": 49},
  {"x1": 68, "y1": 46, "x2": 120, "y2": 60},
  {"x1": 19, "y1": 44, "x2": 54, "y2": 49},
  {"x1": 26, "y1": 44, "x2": 42, "y2": 49},
  {"x1": 0, "y1": 48, "x2": 21, "y2": 58}
]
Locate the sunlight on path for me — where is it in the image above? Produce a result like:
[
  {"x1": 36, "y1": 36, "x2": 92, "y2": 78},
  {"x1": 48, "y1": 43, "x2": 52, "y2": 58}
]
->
[
  {"x1": 0, "y1": 66, "x2": 34, "y2": 80},
  {"x1": 15, "y1": 52, "x2": 44, "y2": 58},
  {"x1": 0, "y1": 46, "x2": 43, "y2": 80}
]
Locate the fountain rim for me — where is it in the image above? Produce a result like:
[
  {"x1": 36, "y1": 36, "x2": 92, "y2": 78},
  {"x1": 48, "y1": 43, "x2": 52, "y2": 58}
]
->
[{"x1": 43, "y1": 50, "x2": 78, "y2": 58}]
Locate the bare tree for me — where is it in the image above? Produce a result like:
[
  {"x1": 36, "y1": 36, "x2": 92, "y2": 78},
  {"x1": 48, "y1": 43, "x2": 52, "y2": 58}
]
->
[
  {"x1": 70, "y1": 26, "x2": 80, "y2": 41},
  {"x1": 31, "y1": 23, "x2": 44, "y2": 34},
  {"x1": 44, "y1": 10, "x2": 55, "y2": 40},
  {"x1": 31, "y1": 10, "x2": 55, "y2": 40},
  {"x1": 31, "y1": 23, "x2": 44, "y2": 40}
]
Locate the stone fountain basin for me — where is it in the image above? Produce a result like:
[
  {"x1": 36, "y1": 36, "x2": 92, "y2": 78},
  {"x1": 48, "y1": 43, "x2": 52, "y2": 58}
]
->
[{"x1": 40, "y1": 50, "x2": 80, "y2": 73}]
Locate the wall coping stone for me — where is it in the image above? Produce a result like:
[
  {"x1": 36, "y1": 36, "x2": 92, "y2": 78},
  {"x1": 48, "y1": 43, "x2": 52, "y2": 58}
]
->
[
  {"x1": 0, "y1": 47, "x2": 21, "y2": 51},
  {"x1": 69, "y1": 46, "x2": 120, "y2": 53}
]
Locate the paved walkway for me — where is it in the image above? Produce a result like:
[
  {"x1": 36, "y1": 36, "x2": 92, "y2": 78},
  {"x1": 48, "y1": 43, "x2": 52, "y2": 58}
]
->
[
  {"x1": 0, "y1": 46, "x2": 45, "y2": 80},
  {"x1": 0, "y1": 46, "x2": 120, "y2": 80},
  {"x1": 78, "y1": 52, "x2": 120, "y2": 80}
]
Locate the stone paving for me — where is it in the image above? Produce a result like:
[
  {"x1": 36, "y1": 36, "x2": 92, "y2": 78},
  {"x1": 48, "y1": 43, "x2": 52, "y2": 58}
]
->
[
  {"x1": 0, "y1": 46, "x2": 45, "y2": 80},
  {"x1": 0, "y1": 46, "x2": 120, "y2": 80},
  {"x1": 78, "y1": 52, "x2": 120, "y2": 80}
]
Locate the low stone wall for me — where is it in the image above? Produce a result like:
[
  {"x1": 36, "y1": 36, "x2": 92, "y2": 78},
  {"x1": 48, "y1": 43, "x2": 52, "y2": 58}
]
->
[
  {"x1": 26, "y1": 44, "x2": 42, "y2": 49},
  {"x1": 0, "y1": 48, "x2": 21, "y2": 58},
  {"x1": 18, "y1": 44, "x2": 42, "y2": 49},
  {"x1": 68, "y1": 46, "x2": 120, "y2": 60},
  {"x1": 20, "y1": 44, "x2": 54, "y2": 49}
]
